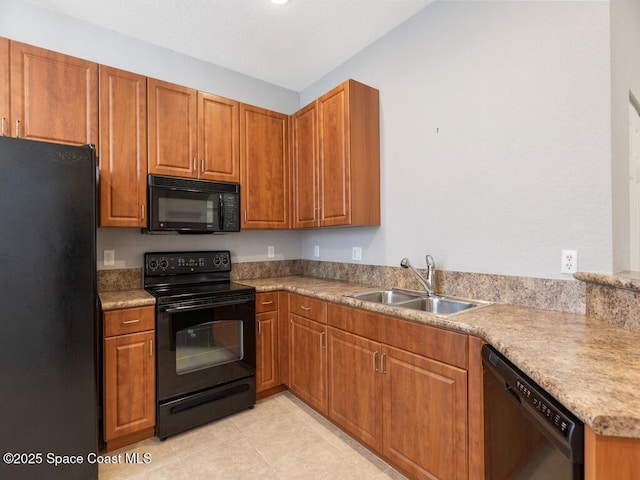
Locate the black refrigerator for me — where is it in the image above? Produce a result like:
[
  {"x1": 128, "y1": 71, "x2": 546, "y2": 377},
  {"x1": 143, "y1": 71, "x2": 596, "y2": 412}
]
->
[{"x1": 0, "y1": 137, "x2": 99, "y2": 479}]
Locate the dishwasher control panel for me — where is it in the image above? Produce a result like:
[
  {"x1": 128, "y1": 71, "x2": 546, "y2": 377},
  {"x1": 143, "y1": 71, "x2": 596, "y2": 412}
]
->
[{"x1": 483, "y1": 345, "x2": 581, "y2": 442}]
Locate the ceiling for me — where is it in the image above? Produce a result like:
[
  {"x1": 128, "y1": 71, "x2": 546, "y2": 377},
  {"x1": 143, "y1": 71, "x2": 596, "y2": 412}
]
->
[{"x1": 21, "y1": 0, "x2": 433, "y2": 91}]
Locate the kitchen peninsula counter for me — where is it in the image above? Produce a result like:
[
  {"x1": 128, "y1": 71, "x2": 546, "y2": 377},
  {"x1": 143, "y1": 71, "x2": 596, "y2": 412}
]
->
[{"x1": 238, "y1": 275, "x2": 640, "y2": 440}]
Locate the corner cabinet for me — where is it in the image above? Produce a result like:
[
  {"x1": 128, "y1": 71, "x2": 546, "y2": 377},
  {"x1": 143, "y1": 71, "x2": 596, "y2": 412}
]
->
[
  {"x1": 288, "y1": 294, "x2": 328, "y2": 414},
  {"x1": 98, "y1": 66, "x2": 147, "y2": 227},
  {"x1": 9, "y1": 40, "x2": 98, "y2": 147},
  {"x1": 292, "y1": 79, "x2": 380, "y2": 228},
  {"x1": 256, "y1": 292, "x2": 280, "y2": 393},
  {"x1": 240, "y1": 103, "x2": 290, "y2": 229},
  {"x1": 103, "y1": 306, "x2": 155, "y2": 452}
]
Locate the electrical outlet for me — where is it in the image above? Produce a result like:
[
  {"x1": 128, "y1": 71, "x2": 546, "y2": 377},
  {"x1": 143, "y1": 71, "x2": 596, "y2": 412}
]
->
[
  {"x1": 267, "y1": 246, "x2": 275, "y2": 258},
  {"x1": 561, "y1": 249, "x2": 578, "y2": 274},
  {"x1": 352, "y1": 247, "x2": 362, "y2": 261},
  {"x1": 314, "y1": 245, "x2": 320, "y2": 258},
  {"x1": 104, "y1": 249, "x2": 115, "y2": 266}
]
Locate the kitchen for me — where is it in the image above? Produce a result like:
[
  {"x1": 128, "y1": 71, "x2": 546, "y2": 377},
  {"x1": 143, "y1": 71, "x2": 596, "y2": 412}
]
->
[{"x1": 1, "y1": 0, "x2": 640, "y2": 479}]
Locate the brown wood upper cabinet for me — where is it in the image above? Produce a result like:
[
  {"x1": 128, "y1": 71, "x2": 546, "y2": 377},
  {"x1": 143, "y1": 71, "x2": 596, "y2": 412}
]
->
[
  {"x1": 9, "y1": 40, "x2": 98, "y2": 147},
  {"x1": 240, "y1": 103, "x2": 290, "y2": 229},
  {"x1": 292, "y1": 79, "x2": 380, "y2": 228},
  {"x1": 99, "y1": 66, "x2": 147, "y2": 227},
  {"x1": 0, "y1": 38, "x2": 9, "y2": 137},
  {"x1": 148, "y1": 78, "x2": 240, "y2": 182}
]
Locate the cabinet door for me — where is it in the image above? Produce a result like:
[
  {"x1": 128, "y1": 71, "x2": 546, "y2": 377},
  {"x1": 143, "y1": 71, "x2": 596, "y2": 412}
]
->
[
  {"x1": 99, "y1": 66, "x2": 147, "y2": 227},
  {"x1": 198, "y1": 92, "x2": 239, "y2": 182},
  {"x1": 318, "y1": 82, "x2": 350, "y2": 226},
  {"x1": 292, "y1": 101, "x2": 319, "y2": 228},
  {"x1": 240, "y1": 103, "x2": 290, "y2": 229},
  {"x1": 103, "y1": 330, "x2": 155, "y2": 442},
  {"x1": 327, "y1": 327, "x2": 382, "y2": 452},
  {"x1": 289, "y1": 314, "x2": 326, "y2": 414},
  {"x1": 256, "y1": 310, "x2": 279, "y2": 393},
  {"x1": 147, "y1": 78, "x2": 197, "y2": 177},
  {"x1": 10, "y1": 40, "x2": 98, "y2": 147},
  {"x1": 382, "y1": 345, "x2": 468, "y2": 480},
  {"x1": 0, "y1": 37, "x2": 9, "y2": 137}
]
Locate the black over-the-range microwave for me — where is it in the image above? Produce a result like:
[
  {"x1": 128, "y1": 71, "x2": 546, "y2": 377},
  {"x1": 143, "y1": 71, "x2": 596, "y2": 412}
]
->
[{"x1": 146, "y1": 174, "x2": 241, "y2": 233}]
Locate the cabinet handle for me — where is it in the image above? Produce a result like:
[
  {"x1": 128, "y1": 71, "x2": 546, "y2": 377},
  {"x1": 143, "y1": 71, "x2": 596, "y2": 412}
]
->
[
  {"x1": 200, "y1": 159, "x2": 205, "y2": 173},
  {"x1": 1, "y1": 117, "x2": 5, "y2": 136},
  {"x1": 192, "y1": 157, "x2": 197, "y2": 173},
  {"x1": 373, "y1": 351, "x2": 379, "y2": 372},
  {"x1": 244, "y1": 210, "x2": 247, "y2": 224},
  {"x1": 300, "y1": 305, "x2": 311, "y2": 311},
  {"x1": 15, "y1": 120, "x2": 20, "y2": 137},
  {"x1": 257, "y1": 320, "x2": 262, "y2": 335},
  {"x1": 261, "y1": 300, "x2": 274, "y2": 305},
  {"x1": 121, "y1": 319, "x2": 140, "y2": 325},
  {"x1": 320, "y1": 331, "x2": 325, "y2": 348},
  {"x1": 140, "y1": 204, "x2": 145, "y2": 221},
  {"x1": 380, "y1": 353, "x2": 387, "y2": 374},
  {"x1": 150, "y1": 339, "x2": 153, "y2": 357}
]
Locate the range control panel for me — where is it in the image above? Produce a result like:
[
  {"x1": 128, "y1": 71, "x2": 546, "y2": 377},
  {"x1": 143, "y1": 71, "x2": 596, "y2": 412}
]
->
[{"x1": 145, "y1": 251, "x2": 231, "y2": 275}]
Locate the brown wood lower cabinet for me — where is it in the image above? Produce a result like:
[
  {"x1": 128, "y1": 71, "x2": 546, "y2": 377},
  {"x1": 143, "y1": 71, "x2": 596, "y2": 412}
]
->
[
  {"x1": 103, "y1": 306, "x2": 155, "y2": 451},
  {"x1": 327, "y1": 325, "x2": 468, "y2": 480},
  {"x1": 382, "y1": 345, "x2": 468, "y2": 480},
  {"x1": 256, "y1": 292, "x2": 280, "y2": 393},
  {"x1": 288, "y1": 293, "x2": 328, "y2": 415}
]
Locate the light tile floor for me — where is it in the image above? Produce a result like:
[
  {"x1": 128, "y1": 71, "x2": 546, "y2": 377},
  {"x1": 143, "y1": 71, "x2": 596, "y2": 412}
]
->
[{"x1": 99, "y1": 392, "x2": 408, "y2": 480}]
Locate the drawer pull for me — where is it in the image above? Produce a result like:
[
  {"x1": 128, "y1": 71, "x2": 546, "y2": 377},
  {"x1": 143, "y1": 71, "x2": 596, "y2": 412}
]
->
[
  {"x1": 121, "y1": 319, "x2": 141, "y2": 325},
  {"x1": 261, "y1": 301, "x2": 274, "y2": 305},
  {"x1": 300, "y1": 305, "x2": 311, "y2": 311}
]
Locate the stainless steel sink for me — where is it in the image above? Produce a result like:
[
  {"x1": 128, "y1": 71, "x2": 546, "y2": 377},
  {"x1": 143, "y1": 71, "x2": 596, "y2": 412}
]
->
[
  {"x1": 345, "y1": 289, "x2": 422, "y2": 304},
  {"x1": 344, "y1": 289, "x2": 488, "y2": 316},
  {"x1": 397, "y1": 296, "x2": 480, "y2": 315}
]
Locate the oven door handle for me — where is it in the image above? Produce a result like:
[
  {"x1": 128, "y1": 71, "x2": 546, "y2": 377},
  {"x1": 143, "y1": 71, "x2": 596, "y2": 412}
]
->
[{"x1": 161, "y1": 298, "x2": 253, "y2": 313}]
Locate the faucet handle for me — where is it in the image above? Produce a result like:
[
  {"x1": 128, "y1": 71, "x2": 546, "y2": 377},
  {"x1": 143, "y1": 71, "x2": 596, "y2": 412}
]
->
[{"x1": 426, "y1": 255, "x2": 435, "y2": 268}]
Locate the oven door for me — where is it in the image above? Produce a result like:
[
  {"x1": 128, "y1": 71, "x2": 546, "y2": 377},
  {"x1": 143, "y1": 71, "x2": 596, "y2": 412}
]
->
[{"x1": 156, "y1": 295, "x2": 255, "y2": 402}]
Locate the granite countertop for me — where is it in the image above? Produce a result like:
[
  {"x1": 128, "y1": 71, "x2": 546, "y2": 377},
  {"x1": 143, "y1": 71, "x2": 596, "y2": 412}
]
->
[
  {"x1": 99, "y1": 289, "x2": 155, "y2": 310},
  {"x1": 100, "y1": 275, "x2": 640, "y2": 439}
]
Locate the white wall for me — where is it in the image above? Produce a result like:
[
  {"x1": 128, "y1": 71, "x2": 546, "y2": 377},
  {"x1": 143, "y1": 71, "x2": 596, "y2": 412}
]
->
[
  {"x1": 610, "y1": 0, "x2": 640, "y2": 272},
  {"x1": 301, "y1": 1, "x2": 613, "y2": 279},
  {"x1": 1, "y1": 0, "x2": 618, "y2": 279}
]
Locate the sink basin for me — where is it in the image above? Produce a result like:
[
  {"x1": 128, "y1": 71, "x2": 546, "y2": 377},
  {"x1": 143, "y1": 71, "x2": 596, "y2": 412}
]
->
[
  {"x1": 344, "y1": 289, "x2": 488, "y2": 316},
  {"x1": 345, "y1": 289, "x2": 422, "y2": 304},
  {"x1": 397, "y1": 296, "x2": 481, "y2": 315}
]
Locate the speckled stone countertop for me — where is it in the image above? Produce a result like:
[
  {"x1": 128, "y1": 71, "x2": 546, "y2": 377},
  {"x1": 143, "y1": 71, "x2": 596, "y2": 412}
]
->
[
  {"x1": 240, "y1": 275, "x2": 640, "y2": 439},
  {"x1": 98, "y1": 275, "x2": 640, "y2": 439},
  {"x1": 99, "y1": 289, "x2": 155, "y2": 311}
]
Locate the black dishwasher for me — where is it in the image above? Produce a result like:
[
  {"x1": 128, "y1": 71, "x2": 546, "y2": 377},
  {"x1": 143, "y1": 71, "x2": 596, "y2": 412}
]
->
[{"x1": 482, "y1": 345, "x2": 584, "y2": 479}]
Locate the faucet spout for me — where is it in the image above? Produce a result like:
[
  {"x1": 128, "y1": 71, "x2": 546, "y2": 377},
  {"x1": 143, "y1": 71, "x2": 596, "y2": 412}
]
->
[{"x1": 400, "y1": 256, "x2": 435, "y2": 296}]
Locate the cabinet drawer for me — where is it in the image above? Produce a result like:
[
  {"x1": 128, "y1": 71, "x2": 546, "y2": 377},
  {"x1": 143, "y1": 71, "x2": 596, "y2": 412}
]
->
[
  {"x1": 289, "y1": 294, "x2": 327, "y2": 323},
  {"x1": 104, "y1": 306, "x2": 155, "y2": 337},
  {"x1": 256, "y1": 292, "x2": 278, "y2": 313}
]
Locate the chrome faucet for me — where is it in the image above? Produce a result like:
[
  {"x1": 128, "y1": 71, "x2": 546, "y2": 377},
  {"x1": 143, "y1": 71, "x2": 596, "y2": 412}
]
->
[{"x1": 400, "y1": 255, "x2": 436, "y2": 296}]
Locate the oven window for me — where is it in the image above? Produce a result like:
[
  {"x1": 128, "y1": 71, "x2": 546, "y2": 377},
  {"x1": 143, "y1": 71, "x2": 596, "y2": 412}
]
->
[{"x1": 175, "y1": 320, "x2": 243, "y2": 375}]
